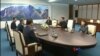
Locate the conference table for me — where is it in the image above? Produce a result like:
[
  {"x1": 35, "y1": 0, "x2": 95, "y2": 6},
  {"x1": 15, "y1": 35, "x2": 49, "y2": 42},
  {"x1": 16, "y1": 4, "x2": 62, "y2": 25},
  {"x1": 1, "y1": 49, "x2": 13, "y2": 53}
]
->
[{"x1": 34, "y1": 24, "x2": 97, "y2": 48}]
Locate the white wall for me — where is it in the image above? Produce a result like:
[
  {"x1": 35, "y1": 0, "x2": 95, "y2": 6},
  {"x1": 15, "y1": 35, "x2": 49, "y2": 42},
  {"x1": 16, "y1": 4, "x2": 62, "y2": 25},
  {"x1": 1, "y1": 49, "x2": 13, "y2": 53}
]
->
[
  {"x1": 51, "y1": 3, "x2": 69, "y2": 20},
  {"x1": 0, "y1": 0, "x2": 69, "y2": 29}
]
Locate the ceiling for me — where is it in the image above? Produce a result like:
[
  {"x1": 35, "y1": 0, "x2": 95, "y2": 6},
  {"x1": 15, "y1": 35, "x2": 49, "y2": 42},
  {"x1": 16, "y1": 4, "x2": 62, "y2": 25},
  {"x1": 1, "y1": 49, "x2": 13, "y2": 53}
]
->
[
  {"x1": 66, "y1": 0, "x2": 100, "y2": 4},
  {"x1": 40, "y1": 0, "x2": 100, "y2": 5},
  {"x1": 1, "y1": 0, "x2": 100, "y2": 5}
]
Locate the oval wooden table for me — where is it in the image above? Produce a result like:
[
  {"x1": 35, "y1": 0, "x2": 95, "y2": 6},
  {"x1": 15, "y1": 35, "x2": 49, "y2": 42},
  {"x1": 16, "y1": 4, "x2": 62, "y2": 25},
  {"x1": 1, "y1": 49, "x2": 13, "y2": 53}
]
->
[
  {"x1": 34, "y1": 24, "x2": 97, "y2": 56},
  {"x1": 34, "y1": 24, "x2": 97, "y2": 48}
]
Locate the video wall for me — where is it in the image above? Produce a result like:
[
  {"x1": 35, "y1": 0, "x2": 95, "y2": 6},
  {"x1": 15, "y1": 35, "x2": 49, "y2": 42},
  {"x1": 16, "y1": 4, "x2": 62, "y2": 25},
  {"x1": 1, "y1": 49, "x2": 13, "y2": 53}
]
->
[{"x1": 0, "y1": 3, "x2": 49, "y2": 21}]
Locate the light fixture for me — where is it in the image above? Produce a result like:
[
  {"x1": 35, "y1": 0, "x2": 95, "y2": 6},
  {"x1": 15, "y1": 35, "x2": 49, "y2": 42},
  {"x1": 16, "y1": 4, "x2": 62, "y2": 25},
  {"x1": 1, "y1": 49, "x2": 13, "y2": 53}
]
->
[
  {"x1": 49, "y1": 0, "x2": 56, "y2": 2},
  {"x1": 75, "y1": 0, "x2": 78, "y2": 1}
]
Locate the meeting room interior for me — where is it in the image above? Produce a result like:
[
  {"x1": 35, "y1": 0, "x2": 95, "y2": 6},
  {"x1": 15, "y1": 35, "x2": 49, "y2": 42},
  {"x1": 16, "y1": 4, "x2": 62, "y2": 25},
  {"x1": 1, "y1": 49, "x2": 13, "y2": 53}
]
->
[{"x1": 0, "y1": 0, "x2": 100, "y2": 56}]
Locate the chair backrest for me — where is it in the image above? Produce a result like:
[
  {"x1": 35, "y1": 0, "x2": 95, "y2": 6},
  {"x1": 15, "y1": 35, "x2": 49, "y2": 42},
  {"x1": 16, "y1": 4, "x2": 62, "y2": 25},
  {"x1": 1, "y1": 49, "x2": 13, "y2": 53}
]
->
[
  {"x1": 87, "y1": 24, "x2": 96, "y2": 35},
  {"x1": 6, "y1": 22, "x2": 10, "y2": 41},
  {"x1": 6, "y1": 22, "x2": 13, "y2": 42},
  {"x1": 24, "y1": 20, "x2": 26, "y2": 25},
  {"x1": 13, "y1": 30, "x2": 24, "y2": 54},
  {"x1": 16, "y1": 20, "x2": 20, "y2": 26},
  {"x1": 5, "y1": 21, "x2": 7, "y2": 30},
  {"x1": 7, "y1": 22, "x2": 13, "y2": 38},
  {"x1": 67, "y1": 20, "x2": 74, "y2": 32},
  {"x1": 18, "y1": 31, "x2": 26, "y2": 46},
  {"x1": 96, "y1": 20, "x2": 100, "y2": 24},
  {"x1": 89, "y1": 19, "x2": 93, "y2": 23},
  {"x1": 52, "y1": 20, "x2": 58, "y2": 27}
]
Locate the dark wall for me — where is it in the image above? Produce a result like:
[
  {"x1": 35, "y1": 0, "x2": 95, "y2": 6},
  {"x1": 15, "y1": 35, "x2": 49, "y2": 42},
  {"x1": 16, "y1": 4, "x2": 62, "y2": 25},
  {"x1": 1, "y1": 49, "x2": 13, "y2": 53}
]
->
[
  {"x1": 75, "y1": 10, "x2": 78, "y2": 17},
  {"x1": 69, "y1": 5, "x2": 73, "y2": 19}
]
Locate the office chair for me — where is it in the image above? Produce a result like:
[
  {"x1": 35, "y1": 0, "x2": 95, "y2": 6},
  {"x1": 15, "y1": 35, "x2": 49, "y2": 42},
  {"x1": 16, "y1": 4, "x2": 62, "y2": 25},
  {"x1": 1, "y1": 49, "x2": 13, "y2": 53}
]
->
[
  {"x1": 7, "y1": 22, "x2": 15, "y2": 51},
  {"x1": 52, "y1": 19, "x2": 58, "y2": 27},
  {"x1": 67, "y1": 19, "x2": 74, "y2": 32},
  {"x1": 96, "y1": 20, "x2": 100, "y2": 24},
  {"x1": 87, "y1": 24, "x2": 96, "y2": 36},
  {"x1": 13, "y1": 31, "x2": 42, "y2": 56}
]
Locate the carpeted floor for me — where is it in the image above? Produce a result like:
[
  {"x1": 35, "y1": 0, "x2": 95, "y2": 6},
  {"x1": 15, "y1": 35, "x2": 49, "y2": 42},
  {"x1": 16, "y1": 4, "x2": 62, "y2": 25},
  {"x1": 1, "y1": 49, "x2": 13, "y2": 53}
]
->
[
  {"x1": 1, "y1": 29, "x2": 16, "y2": 56},
  {"x1": 1, "y1": 25, "x2": 100, "y2": 56}
]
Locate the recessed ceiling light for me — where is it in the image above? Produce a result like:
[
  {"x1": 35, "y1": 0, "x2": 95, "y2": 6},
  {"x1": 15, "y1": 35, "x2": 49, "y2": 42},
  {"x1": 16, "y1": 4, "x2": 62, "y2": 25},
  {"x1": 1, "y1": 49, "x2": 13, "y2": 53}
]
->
[
  {"x1": 75, "y1": 0, "x2": 78, "y2": 1},
  {"x1": 49, "y1": 0, "x2": 56, "y2": 2}
]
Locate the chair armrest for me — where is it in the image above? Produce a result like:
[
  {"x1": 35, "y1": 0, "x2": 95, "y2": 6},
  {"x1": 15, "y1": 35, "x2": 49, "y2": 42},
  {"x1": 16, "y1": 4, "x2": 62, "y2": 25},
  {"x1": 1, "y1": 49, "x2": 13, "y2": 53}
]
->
[
  {"x1": 27, "y1": 42, "x2": 37, "y2": 47},
  {"x1": 25, "y1": 42, "x2": 42, "y2": 55},
  {"x1": 25, "y1": 43, "x2": 38, "y2": 55}
]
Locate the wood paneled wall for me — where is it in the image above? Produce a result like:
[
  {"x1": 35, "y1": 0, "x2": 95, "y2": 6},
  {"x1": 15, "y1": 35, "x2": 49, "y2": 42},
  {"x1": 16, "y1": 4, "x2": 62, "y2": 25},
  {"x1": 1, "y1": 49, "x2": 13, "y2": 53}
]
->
[{"x1": 78, "y1": 4, "x2": 100, "y2": 19}]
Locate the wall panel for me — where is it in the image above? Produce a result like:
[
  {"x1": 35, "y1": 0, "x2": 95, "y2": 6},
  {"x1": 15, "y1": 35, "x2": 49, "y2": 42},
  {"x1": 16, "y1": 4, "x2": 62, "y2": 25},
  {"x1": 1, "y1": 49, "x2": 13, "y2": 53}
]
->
[
  {"x1": 78, "y1": 6, "x2": 83, "y2": 18},
  {"x1": 98, "y1": 4, "x2": 100, "y2": 19},
  {"x1": 82, "y1": 5, "x2": 87, "y2": 19},
  {"x1": 87, "y1": 5, "x2": 92, "y2": 19},
  {"x1": 92, "y1": 4, "x2": 98, "y2": 19}
]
